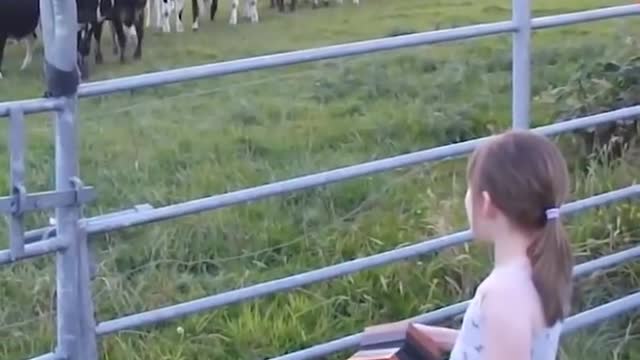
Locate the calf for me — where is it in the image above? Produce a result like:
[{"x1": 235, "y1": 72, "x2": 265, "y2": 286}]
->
[{"x1": 0, "y1": 0, "x2": 39, "y2": 79}]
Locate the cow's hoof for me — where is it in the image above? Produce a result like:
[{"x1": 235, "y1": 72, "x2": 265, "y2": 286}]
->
[
  {"x1": 0, "y1": 71, "x2": 3, "y2": 79},
  {"x1": 95, "y1": 53, "x2": 103, "y2": 64},
  {"x1": 133, "y1": 53, "x2": 142, "y2": 60}
]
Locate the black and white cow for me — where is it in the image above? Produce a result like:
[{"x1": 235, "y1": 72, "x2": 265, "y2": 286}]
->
[
  {"x1": 76, "y1": 0, "x2": 146, "y2": 78},
  {"x1": 0, "y1": 0, "x2": 40, "y2": 79},
  {"x1": 147, "y1": 0, "x2": 253, "y2": 32},
  {"x1": 102, "y1": 0, "x2": 147, "y2": 63},
  {"x1": 146, "y1": 0, "x2": 222, "y2": 32}
]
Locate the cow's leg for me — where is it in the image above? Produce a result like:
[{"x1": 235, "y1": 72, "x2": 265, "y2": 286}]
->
[
  {"x1": 145, "y1": 0, "x2": 151, "y2": 27},
  {"x1": 93, "y1": 21, "x2": 104, "y2": 64},
  {"x1": 248, "y1": 0, "x2": 258, "y2": 23},
  {"x1": 19, "y1": 35, "x2": 35, "y2": 71},
  {"x1": 311, "y1": 0, "x2": 318, "y2": 8},
  {"x1": 112, "y1": 21, "x2": 127, "y2": 63},
  {"x1": 229, "y1": 0, "x2": 239, "y2": 25},
  {"x1": 133, "y1": 14, "x2": 144, "y2": 59},
  {"x1": 353, "y1": 0, "x2": 358, "y2": 4},
  {"x1": 210, "y1": 0, "x2": 218, "y2": 20},
  {"x1": 150, "y1": 0, "x2": 165, "y2": 29},
  {"x1": 289, "y1": 0, "x2": 296, "y2": 11},
  {"x1": 191, "y1": 0, "x2": 200, "y2": 30},
  {"x1": 0, "y1": 33, "x2": 7, "y2": 79},
  {"x1": 110, "y1": 22, "x2": 119, "y2": 56},
  {"x1": 175, "y1": 0, "x2": 184, "y2": 32},
  {"x1": 160, "y1": 0, "x2": 171, "y2": 32}
]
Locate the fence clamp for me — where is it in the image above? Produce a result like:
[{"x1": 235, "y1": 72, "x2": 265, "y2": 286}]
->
[
  {"x1": 10, "y1": 184, "x2": 27, "y2": 216},
  {"x1": 70, "y1": 177, "x2": 94, "y2": 204},
  {"x1": 8, "y1": 184, "x2": 27, "y2": 260}
]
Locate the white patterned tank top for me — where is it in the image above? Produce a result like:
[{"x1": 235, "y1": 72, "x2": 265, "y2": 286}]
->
[{"x1": 449, "y1": 263, "x2": 563, "y2": 360}]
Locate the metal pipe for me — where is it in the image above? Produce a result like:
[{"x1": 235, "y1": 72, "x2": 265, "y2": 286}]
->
[
  {"x1": 43, "y1": 0, "x2": 97, "y2": 356},
  {"x1": 269, "y1": 246, "x2": 640, "y2": 360},
  {"x1": 24, "y1": 204, "x2": 154, "y2": 244},
  {"x1": 0, "y1": 238, "x2": 68, "y2": 266},
  {"x1": 53, "y1": 96, "x2": 86, "y2": 359},
  {"x1": 77, "y1": 21, "x2": 515, "y2": 97},
  {"x1": 86, "y1": 106, "x2": 640, "y2": 235},
  {"x1": 511, "y1": 0, "x2": 531, "y2": 129},
  {"x1": 0, "y1": 98, "x2": 64, "y2": 118},
  {"x1": 532, "y1": 4, "x2": 640, "y2": 30},
  {"x1": 562, "y1": 291, "x2": 640, "y2": 335},
  {"x1": 95, "y1": 186, "x2": 640, "y2": 336},
  {"x1": 74, "y1": 5, "x2": 638, "y2": 98}
]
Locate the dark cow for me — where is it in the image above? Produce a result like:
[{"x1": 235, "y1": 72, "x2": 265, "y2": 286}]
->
[
  {"x1": 0, "y1": 0, "x2": 40, "y2": 79},
  {"x1": 91, "y1": 0, "x2": 146, "y2": 64},
  {"x1": 76, "y1": 0, "x2": 146, "y2": 79}
]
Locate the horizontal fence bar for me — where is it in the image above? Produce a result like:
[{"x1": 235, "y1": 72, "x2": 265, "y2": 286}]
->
[
  {"x1": 77, "y1": 21, "x2": 515, "y2": 97},
  {"x1": 0, "y1": 238, "x2": 67, "y2": 266},
  {"x1": 0, "y1": 187, "x2": 96, "y2": 214},
  {"x1": 86, "y1": 105, "x2": 640, "y2": 235},
  {"x1": 24, "y1": 203, "x2": 154, "y2": 244},
  {"x1": 0, "y1": 98, "x2": 64, "y2": 118},
  {"x1": 532, "y1": 4, "x2": 640, "y2": 30},
  {"x1": 94, "y1": 185, "x2": 640, "y2": 336},
  {"x1": 562, "y1": 291, "x2": 640, "y2": 335},
  {"x1": 74, "y1": 5, "x2": 639, "y2": 98},
  {"x1": 272, "y1": 289, "x2": 640, "y2": 360}
]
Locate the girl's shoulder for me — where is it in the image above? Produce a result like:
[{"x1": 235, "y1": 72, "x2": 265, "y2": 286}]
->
[{"x1": 476, "y1": 263, "x2": 546, "y2": 329}]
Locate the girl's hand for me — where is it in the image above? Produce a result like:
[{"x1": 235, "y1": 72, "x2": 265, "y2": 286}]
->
[{"x1": 411, "y1": 323, "x2": 459, "y2": 352}]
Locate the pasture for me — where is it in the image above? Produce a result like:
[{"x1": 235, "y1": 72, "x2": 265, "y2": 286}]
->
[{"x1": 0, "y1": 0, "x2": 639, "y2": 359}]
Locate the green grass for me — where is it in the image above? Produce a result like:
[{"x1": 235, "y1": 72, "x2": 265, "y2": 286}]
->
[{"x1": 0, "y1": 0, "x2": 639, "y2": 359}]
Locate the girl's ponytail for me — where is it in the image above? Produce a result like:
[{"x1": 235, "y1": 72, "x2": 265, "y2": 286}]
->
[{"x1": 528, "y1": 209, "x2": 573, "y2": 326}]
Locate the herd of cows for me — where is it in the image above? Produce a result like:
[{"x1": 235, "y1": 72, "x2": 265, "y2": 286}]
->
[{"x1": 0, "y1": 0, "x2": 360, "y2": 80}]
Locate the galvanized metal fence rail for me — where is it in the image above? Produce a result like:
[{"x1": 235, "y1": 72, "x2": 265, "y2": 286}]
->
[{"x1": 1, "y1": 1, "x2": 640, "y2": 359}]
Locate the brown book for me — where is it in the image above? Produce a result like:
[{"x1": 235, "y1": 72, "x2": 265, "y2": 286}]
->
[{"x1": 348, "y1": 321, "x2": 442, "y2": 360}]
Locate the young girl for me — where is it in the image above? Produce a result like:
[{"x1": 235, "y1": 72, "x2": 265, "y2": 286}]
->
[{"x1": 415, "y1": 130, "x2": 573, "y2": 360}]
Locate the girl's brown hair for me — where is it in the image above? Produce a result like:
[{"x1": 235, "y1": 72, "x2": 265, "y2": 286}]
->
[{"x1": 467, "y1": 130, "x2": 573, "y2": 326}]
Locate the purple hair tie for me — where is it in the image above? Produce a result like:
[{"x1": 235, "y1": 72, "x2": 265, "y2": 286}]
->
[{"x1": 545, "y1": 208, "x2": 560, "y2": 220}]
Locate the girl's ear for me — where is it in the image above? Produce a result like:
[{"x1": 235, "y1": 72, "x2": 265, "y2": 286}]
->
[{"x1": 480, "y1": 191, "x2": 499, "y2": 219}]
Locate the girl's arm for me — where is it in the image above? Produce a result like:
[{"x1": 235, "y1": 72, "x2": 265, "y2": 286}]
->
[{"x1": 411, "y1": 324, "x2": 459, "y2": 352}]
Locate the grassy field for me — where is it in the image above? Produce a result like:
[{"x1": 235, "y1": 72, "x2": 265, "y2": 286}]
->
[{"x1": 0, "y1": 0, "x2": 639, "y2": 359}]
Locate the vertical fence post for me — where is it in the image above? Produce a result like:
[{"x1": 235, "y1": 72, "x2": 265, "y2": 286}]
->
[
  {"x1": 8, "y1": 107, "x2": 26, "y2": 260},
  {"x1": 40, "y1": 0, "x2": 98, "y2": 359},
  {"x1": 512, "y1": 0, "x2": 532, "y2": 129}
]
